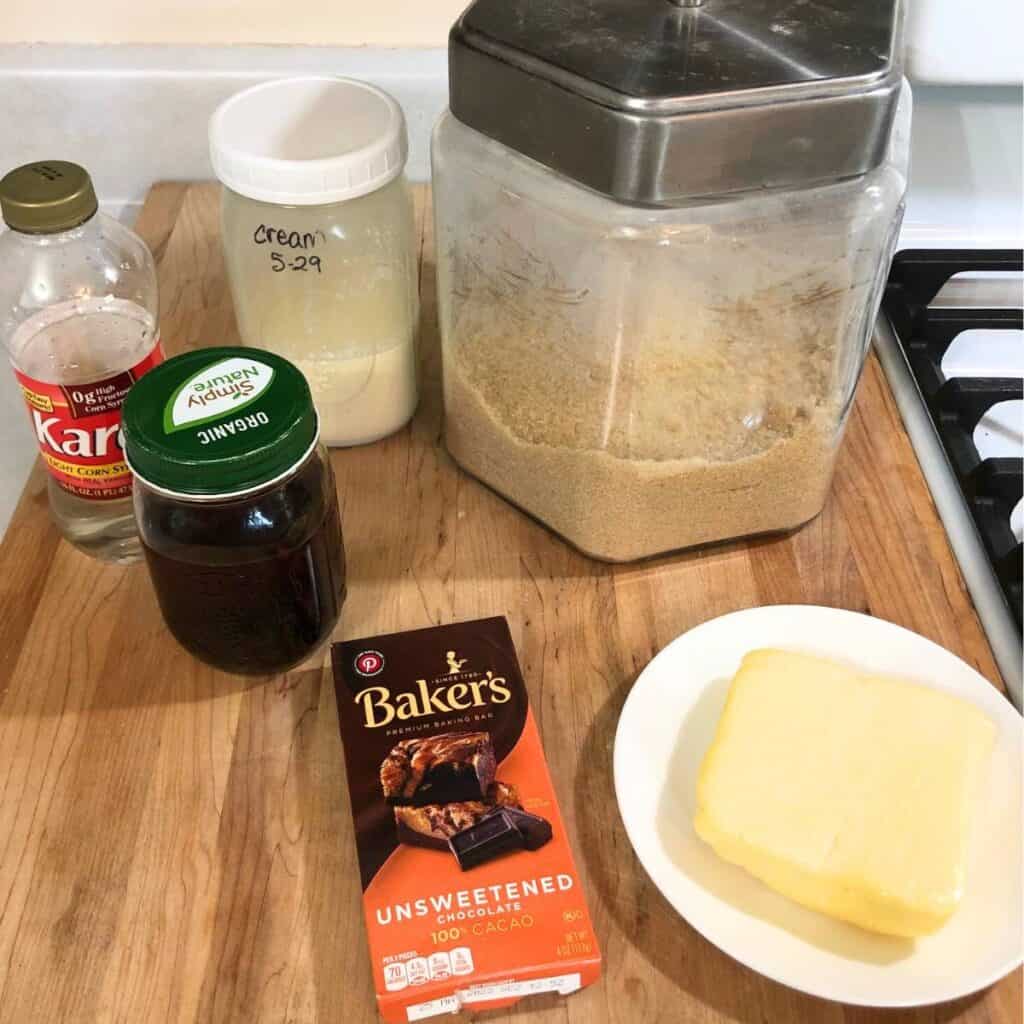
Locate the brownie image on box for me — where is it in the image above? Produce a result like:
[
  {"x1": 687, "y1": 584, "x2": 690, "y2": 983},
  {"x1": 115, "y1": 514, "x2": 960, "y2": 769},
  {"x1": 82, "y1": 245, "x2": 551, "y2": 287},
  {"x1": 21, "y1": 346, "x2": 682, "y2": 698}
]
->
[
  {"x1": 381, "y1": 732, "x2": 553, "y2": 866},
  {"x1": 380, "y1": 731, "x2": 496, "y2": 806},
  {"x1": 394, "y1": 781, "x2": 522, "y2": 850}
]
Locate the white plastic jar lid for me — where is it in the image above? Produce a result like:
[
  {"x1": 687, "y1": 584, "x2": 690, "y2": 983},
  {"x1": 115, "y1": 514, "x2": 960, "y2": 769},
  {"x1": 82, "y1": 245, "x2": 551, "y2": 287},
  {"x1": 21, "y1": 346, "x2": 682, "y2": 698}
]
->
[{"x1": 209, "y1": 76, "x2": 408, "y2": 206}]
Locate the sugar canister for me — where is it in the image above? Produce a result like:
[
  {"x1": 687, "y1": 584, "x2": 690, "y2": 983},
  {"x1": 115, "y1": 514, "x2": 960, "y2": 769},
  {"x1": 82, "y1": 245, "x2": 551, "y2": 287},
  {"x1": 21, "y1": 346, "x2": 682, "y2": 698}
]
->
[{"x1": 433, "y1": 0, "x2": 911, "y2": 561}]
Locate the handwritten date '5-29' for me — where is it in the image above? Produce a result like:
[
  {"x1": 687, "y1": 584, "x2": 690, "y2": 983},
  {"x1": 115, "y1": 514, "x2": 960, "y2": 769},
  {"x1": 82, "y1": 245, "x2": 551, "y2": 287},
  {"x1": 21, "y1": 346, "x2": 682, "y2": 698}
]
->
[{"x1": 270, "y1": 252, "x2": 323, "y2": 273}]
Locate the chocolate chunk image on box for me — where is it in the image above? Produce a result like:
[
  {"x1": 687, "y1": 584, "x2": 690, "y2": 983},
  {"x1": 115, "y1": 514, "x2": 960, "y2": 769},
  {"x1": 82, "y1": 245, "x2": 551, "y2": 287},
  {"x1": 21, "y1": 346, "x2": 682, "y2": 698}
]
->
[
  {"x1": 380, "y1": 731, "x2": 496, "y2": 806},
  {"x1": 498, "y1": 806, "x2": 554, "y2": 851},
  {"x1": 394, "y1": 781, "x2": 521, "y2": 851},
  {"x1": 447, "y1": 806, "x2": 554, "y2": 870},
  {"x1": 449, "y1": 809, "x2": 526, "y2": 871}
]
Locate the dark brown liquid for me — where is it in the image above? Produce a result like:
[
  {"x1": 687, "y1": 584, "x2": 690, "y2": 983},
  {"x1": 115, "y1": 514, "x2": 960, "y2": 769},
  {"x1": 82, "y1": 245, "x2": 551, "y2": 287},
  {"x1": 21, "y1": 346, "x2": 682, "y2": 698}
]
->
[{"x1": 140, "y1": 452, "x2": 346, "y2": 674}]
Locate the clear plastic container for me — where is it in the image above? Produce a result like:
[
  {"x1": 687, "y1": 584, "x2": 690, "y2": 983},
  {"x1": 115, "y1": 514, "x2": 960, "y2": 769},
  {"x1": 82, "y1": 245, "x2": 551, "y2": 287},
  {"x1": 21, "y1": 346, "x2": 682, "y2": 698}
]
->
[
  {"x1": 432, "y1": 90, "x2": 911, "y2": 562},
  {"x1": 210, "y1": 77, "x2": 419, "y2": 447},
  {"x1": 0, "y1": 160, "x2": 160, "y2": 563}
]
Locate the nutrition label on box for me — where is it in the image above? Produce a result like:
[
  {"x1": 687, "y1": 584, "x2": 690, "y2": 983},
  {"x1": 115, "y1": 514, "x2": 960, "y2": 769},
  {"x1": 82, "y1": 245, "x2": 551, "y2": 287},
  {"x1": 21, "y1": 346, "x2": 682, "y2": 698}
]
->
[{"x1": 384, "y1": 948, "x2": 476, "y2": 991}]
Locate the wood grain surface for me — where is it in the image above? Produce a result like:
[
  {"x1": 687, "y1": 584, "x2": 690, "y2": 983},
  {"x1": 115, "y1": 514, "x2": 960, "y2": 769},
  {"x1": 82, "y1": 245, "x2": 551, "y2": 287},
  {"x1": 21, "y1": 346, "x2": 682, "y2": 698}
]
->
[{"x1": 0, "y1": 182, "x2": 1018, "y2": 1024}]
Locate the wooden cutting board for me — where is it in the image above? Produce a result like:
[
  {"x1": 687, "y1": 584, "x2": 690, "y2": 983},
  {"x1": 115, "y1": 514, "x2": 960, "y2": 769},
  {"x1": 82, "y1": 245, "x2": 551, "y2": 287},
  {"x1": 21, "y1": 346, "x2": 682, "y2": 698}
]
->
[{"x1": 0, "y1": 182, "x2": 1018, "y2": 1024}]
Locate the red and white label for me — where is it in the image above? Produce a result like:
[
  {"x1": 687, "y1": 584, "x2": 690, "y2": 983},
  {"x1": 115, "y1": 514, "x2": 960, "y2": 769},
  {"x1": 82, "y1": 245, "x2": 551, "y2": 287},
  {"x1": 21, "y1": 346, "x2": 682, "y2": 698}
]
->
[{"x1": 14, "y1": 340, "x2": 164, "y2": 501}]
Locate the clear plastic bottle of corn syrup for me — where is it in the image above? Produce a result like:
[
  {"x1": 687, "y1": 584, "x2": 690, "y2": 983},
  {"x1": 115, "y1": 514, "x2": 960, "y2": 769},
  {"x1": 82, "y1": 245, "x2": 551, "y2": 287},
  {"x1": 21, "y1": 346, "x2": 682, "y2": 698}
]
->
[{"x1": 0, "y1": 161, "x2": 162, "y2": 562}]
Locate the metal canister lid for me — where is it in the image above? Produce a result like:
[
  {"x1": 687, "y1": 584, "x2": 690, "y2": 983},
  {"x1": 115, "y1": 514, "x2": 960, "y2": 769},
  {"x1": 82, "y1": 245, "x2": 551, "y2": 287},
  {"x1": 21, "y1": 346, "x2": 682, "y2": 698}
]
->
[
  {"x1": 0, "y1": 161, "x2": 98, "y2": 233},
  {"x1": 449, "y1": 0, "x2": 904, "y2": 203}
]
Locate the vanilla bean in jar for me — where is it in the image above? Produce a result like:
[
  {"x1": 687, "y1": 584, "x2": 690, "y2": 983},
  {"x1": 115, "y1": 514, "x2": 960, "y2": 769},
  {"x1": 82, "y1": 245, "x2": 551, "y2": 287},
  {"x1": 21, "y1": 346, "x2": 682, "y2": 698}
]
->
[{"x1": 122, "y1": 346, "x2": 345, "y2": 674}]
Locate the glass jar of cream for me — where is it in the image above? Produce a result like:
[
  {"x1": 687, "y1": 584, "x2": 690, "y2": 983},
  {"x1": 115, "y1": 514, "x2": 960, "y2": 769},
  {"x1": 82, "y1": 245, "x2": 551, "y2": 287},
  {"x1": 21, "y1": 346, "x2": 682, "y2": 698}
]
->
[{"x1": 211, "y1": 77, "x2": 419, "y2": 447}]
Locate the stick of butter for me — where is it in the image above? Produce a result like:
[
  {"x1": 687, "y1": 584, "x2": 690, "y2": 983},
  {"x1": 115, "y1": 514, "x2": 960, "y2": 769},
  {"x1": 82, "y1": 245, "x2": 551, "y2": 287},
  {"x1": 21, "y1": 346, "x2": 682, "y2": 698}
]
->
[{"x1": 694, "y1": 649, "x2": 996, "y2": 938}]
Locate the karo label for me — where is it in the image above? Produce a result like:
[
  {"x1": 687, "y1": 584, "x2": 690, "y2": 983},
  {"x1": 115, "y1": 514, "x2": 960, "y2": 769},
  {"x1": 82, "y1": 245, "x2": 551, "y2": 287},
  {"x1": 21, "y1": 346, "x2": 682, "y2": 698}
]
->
[
  {"x1": 15, "y1": 339, "x2": 164, "y2": 502},
  {"x1": 164, "y1": 356, "x2": 275, "y2": 434},
  {"x1": 62, "y1": 373, "x2": 137, "y2": 417}
]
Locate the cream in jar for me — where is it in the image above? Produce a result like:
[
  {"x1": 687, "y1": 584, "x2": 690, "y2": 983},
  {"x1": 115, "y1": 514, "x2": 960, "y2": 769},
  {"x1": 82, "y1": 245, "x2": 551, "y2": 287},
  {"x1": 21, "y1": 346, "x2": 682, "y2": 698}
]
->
[{"x1": 211, "y1": 77, "x2": 419, "y2": 447}]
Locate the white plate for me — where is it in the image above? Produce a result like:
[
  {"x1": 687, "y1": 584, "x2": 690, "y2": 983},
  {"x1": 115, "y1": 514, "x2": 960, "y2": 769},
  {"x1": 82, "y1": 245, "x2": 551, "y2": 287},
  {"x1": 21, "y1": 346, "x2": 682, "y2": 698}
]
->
[{"x1": 613, "y1": 605, "x2": 1023, "y2": 1007}]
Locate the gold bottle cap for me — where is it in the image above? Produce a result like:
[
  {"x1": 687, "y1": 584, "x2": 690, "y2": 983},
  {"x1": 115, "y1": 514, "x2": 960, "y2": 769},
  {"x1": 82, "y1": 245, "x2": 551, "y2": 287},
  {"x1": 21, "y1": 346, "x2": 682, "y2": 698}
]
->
[{"x1": 0, "y1": 161, "x2": 98, "y2": 234}]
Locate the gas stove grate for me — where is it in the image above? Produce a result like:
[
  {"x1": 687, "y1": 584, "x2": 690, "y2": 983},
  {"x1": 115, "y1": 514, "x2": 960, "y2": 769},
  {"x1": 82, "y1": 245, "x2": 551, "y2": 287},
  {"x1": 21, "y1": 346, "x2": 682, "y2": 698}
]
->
[{"x1": 883, "y1": 249, "x2": 1023, "y2": 633}]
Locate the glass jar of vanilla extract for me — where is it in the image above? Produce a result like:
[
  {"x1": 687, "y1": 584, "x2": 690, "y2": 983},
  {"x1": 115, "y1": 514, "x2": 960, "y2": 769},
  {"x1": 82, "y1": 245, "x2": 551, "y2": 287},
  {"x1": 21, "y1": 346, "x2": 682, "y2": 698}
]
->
[{"x1": 122, "y1": 346, "x2": 345, "y2": 674}]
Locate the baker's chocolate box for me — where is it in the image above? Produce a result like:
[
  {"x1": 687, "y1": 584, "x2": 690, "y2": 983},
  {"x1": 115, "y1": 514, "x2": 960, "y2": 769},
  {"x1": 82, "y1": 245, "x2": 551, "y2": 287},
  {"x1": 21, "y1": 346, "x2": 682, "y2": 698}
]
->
[{"x1": 331, "y1": 617, "x2": 602, "y2": 1021}]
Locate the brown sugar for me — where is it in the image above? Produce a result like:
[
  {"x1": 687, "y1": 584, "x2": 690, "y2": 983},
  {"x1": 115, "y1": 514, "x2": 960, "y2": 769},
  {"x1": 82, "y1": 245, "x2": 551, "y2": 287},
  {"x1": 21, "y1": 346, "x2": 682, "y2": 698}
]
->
[{"x1": 443, "y1": 290, "x2": 845, "y2": 560}]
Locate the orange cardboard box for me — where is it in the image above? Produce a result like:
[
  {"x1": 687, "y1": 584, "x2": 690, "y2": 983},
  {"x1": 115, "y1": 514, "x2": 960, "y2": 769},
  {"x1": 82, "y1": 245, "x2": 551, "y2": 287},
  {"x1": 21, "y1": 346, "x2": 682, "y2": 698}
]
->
[{"x1": 332, "y1": 617, "x2": 602, "y2": 1021}]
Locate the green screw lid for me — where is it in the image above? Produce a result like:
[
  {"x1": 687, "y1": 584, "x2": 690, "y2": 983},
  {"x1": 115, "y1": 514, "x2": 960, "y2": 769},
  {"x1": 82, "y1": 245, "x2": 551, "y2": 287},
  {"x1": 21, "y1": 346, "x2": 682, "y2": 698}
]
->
[
  {"x1": 0, "y1": 161, "x2": 98, "y2": 234},
  {"x1": 122, "y1": 347, "x2": 317, "y2": 497}
]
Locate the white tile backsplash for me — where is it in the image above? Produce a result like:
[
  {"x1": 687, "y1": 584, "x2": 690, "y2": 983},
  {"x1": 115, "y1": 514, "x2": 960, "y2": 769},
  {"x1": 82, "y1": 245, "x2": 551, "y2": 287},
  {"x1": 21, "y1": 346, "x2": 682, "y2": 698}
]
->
[{"x1": 0, "y1": 44, "x2": 448, "y2": 209}]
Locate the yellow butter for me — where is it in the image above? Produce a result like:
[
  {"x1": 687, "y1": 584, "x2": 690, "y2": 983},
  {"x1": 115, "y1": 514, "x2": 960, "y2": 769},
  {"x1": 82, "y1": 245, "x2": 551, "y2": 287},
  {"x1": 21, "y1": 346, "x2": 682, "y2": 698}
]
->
[{"x1": 694, "y1": 649, "x2": 996, "y2": 938}]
